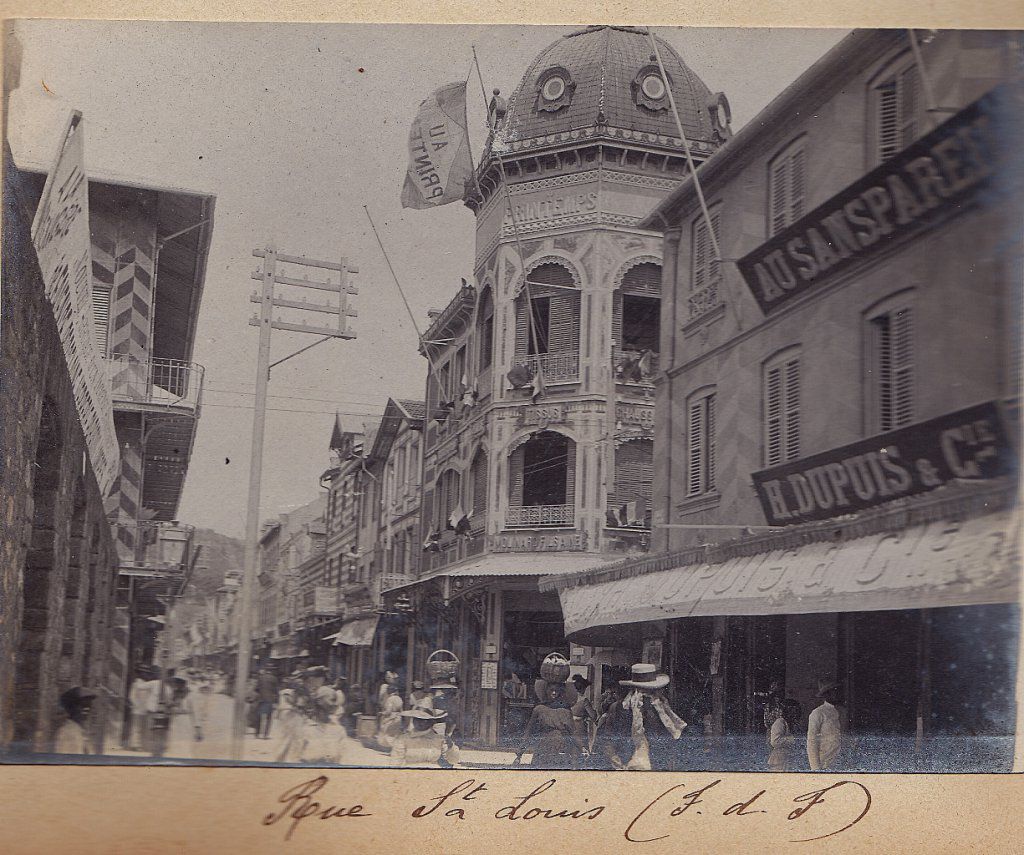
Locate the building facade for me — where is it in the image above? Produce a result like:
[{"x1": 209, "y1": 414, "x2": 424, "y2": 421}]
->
[
  {"x1": 545, "y1": 30, "x2": 1023, "y2": 771},
  {"x1": 383, "y1": 25, "x2": 734, "y2": 746}
]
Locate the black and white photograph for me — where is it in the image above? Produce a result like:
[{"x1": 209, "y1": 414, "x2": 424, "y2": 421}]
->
[{"x1": 2, "y1": 20, "x2": 1021, "y2": 779}]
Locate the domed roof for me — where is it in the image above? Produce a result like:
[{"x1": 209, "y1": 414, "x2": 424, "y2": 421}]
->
[{"x1": 497, "y1": 26, "x2": 719, "y2": 152}]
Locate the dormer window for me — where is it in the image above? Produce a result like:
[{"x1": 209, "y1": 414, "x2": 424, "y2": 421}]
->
[
  {"x1": 633, "y1": 63, "x2": 670, "y2": 112},
  {"x1": 535, "y1": 67, "x2": 575, "y2": 112}
]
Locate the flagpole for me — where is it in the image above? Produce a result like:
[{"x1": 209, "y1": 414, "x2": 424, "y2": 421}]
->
[{"x1": 471, "y1": 45, "x2": 546, "y2": 400}]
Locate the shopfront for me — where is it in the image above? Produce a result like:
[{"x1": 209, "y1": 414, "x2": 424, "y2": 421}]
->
[{"x1": 545, "y1": 479, "x2": 1021, "y2": 770}]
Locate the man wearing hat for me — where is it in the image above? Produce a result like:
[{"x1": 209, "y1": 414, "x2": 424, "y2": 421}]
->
[
  {"x1": 807, "y1": 678, "x2": 844, "y2": 770},
  {"x1": 54, "y1": 687, "x2": 97, "y2": 755},
  {"x1": 390, "y1": 707, "x2": 458, "y2": 767},
  {"x1": 601, "y1": 663, "x2": 687, "y2": 771},
  {"x1": 407, "y1": 680, "x2": 432, "y2": 714}
]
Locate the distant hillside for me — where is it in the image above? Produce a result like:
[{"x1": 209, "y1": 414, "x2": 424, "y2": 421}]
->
[{"x1": 188, "y1": 527, "x2": 245, "y2": 595}]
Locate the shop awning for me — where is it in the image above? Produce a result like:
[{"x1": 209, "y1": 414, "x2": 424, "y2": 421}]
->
[
  {"x1": 336, "y1": 615, "x2": 380, "y2": 647},
  {"x1": 549, "y1": 499, "x2": 1020, "y2": 642}
]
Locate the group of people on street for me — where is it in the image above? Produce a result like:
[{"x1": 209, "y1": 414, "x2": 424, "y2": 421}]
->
[{"x1": 126, "y1": 664, "x2": 210, "y2": 758}]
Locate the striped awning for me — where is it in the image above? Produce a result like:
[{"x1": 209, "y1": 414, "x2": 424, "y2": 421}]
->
[{"x1": 555, "y1": 506, "x2": 1020, "y2": 642}]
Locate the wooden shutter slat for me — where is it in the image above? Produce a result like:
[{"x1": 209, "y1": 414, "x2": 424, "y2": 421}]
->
[
  {"x1": 706, "y1": 394, "x2": 716, "y2": 491},
  {"x1": 877, "y1": 82, "x2": 900, "y2": 162},
  {"x1": 784, "y1": 357, "x2": 801, "y2": 461}
]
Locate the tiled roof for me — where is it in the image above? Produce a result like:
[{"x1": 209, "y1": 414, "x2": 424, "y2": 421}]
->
[
  {"x1": 499, "y1": 25, "x2": 716, "y2": 149},
  {"x1": 396, "y1": 399, "x2": 427, "y2": 421}
]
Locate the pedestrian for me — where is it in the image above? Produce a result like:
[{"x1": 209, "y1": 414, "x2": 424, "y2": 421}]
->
[
  {"x1": 601, "y1": 663, "x2": 687, "y2": 771},
  {"x1": 768, "y1": 698, "x2": 802, "y2": 771},
  {"x1": 390, "y1": 708, "x2": 459, "y2": 768},
  {"x1": 517, "y1": 681, "x2": 586, "y2": 769},
  {"x1": 148, "y1": 668, "x2": 174, "y2": 759},
  {"x1": 54, "y1": 687, "x2": 97, "y2": 755},
  {"x1": 128, "y1": 665, "x2": 155, "y2": 751},
  {"x1": 376, "y1": 670, "x2": 398, "y2": 713},
  {"x1": 375, "y1": 684, "x2": 404, "y2": 750},
  {"x1": 407, "y1": 680, "x2": 432, "y2": 715},
  {"x1": 807, "y1": 679, "x2": 844, "y2": 770},
  {"x1": 430, "y1": 679, "x2": 462, "y2": 749},
  {"x1": 255, "y1": 667, "x2": 280, "y2": 739},
  {"x1": 344, "y1": 683, "x2": 365, "y2": 737},
  {"x1": 569, "y1": 675, "x2": 598, "y2": 753},
  {"x1": 292, "y1": 666, "x2": 349, "y2": 764},
  {"x1": 168, "y1": 677, "x2": 201, "y2": 758}
]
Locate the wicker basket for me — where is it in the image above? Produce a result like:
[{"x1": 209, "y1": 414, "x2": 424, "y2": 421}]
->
[
  {"x1": 539, "y1": 652, "x2": 570, "y2": 684},
  {"x1": 426, "y1": 649, "x2": 460, "y2": 682}
]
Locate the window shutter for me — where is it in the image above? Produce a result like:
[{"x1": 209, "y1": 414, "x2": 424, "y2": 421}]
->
[
  {"x1": 611, "y1": 291, "x2": 623, "y2": 350},
  {"x1": 472, "y1": 453, "x2": 488, "y2": 518},
  {"x1": 769, "y1": 158, "x2": 789, "y2": 237},
  {"x1": 891, "y1": 307, "x2": 914, "y2": 428},
  {"x1": 899, "y1": 66, "x2": 918, "y2": 147},
  {"x1": 564, "y1": 440, "x2": 576, "y2": 506},
  {"x1": 765, "y1": 365, "x2": 783, "y2": 466},
  {"x1": 514, "y1": 296, "x2": 530, "y2": 360},
  {"x1": 876, "y1": 81, "x2": 900, "y2": 162},
  {"x1": 789, "y1": 148, "x2": 805, "y2": 224},
  {"x1": 688, "y1": 399, "x2": 704, "y2": 496},
  {"x1": 693, "y1": 220, "x2": 708, "y2": 292},
  {"x1": 706, "y1": 394, "x2": 716, "y2": 491},
  {"x1": 509, "y1": 445, "x2": 524, "y2": 506},
  {"x1": 92, "y1": 284, "x2": 111, "y2": 355},
  {"x1": 783, "y1": 357, "x2": 801, "y2": 461},
  {"x1": 621, "y1": 262, "x2": 661, "y2": 295},
  {"x1": 548, "y1": 290, "x2": 580, "y2": 354},
  {"x1": 613, "y1": 439, "x2": 654, "y2": 506}
]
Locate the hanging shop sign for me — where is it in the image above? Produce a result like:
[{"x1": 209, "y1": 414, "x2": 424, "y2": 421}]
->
[
  {"x1": 517, "y1": 403, "x2": 568, "y2": 426},
  {"x1": 737, "y1": 85, "x2": 1022, "y2": 314},
  {"x1": 752, "y1": 401, "x2": 1014, "y2": 526},
  {"x1": 488, "y1": 529, "x2": 588, "y2": 553}
]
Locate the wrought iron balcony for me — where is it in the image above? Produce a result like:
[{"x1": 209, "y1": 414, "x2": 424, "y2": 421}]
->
[
  {"x1": 506, "y1": 503, "x2": 575, "y2": 529},
  {"x1": 612, "y1": 348, "x2": 659, "y2": 386},
  {"x1": 519, "y1": 350, "x2": 579, "y2": 384},
  {"x1": 107, "y1": 354, "x2": 204, "y2": 414},
  {"x1": 115, "y1": 520, "x2": 195, "y2": 577}
]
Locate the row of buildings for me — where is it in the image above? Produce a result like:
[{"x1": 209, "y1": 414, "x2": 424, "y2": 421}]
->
[
  {"x1": 2, "y1": 37, "x2": 216, "y2": 753},
  {"x1": 195, "y1": 28, "x2": 1021, "y2": 768}
]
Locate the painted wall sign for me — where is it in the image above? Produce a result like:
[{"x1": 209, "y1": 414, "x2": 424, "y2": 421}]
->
[
  {"x1": 616, "y1": 402, "x2": 655, "y2": 426},
  {"x1": 737, "y1": 86, "x2": 1023, "y2": 314},
  {"x1": 488, "y1": 530, "x2": 588, "y2": 552},
  {"x1": 518, "y1": 403, "x2": 568, "y2": 425},
  {"x1": 752, "y1": 401, "x2": 1014, "y2": 526},
  {"x1": 507, "y1": 189, "x2": 598, "y2": 226}
]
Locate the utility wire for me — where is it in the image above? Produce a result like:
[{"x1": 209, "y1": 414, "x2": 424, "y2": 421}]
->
[{"x1": 204, "y1": 387, "x2": 389, "y2": 407}]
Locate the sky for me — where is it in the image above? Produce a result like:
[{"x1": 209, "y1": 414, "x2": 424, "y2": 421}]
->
[{"x1": 8, "y1": 21, "x2": 847, "y2": 538}]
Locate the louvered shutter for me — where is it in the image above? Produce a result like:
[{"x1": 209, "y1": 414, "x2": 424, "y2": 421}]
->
[
  {"x1": 789, "y1": 148, "x2": 805, "y2": 224},
  {"x1": 693, "y1": 220, "x2": 708, "y2": 292},
  {"x1": 769, "y1": 158, "x2": 789, "y2": 237},
  {"x1": 899, "y1": 66, "x2": 918, "y2": 148},
  {"x1": 622, "y1": 262, "x2": 661, "y2": 295},
  {"x1": 706, "y1": 394, "x2": 716, "y2": 491},
  {"x1": 891, "y1": 308, "x2": 914, "y2": 428},
  {"x1": 783, "y1": 357, "x2": 801, "y2": 461},
  {"x1": 765, "y1": 365, "x2": 783, "y2": 466},
  {"x1": 687, "y1": 399, "x2": 704, "y2": 496},
  {"x1": 92, "y1": 284, "x2": 112, "y2": 354},
  {"x1": 421, "y1": 490, "x2": 433, "y2": 536},
  {"x1": 876, "y1": 81, "x2": 900, "y2": 162},
  {"x1": 611, "y1": 292, "x2": 623, "y2": 349},
  {"x1": 472, "y1": 453, "x2": 488, "y2": 518},
  {"x1": 564, "y1": 440, "x2": 576, "y2": 506},
  {"x1": 509, "y1": 445, "x2": 525, "y2": 506},
  {"x1": 514, "y1": 296, "x2": 530, "y2": 360},
  {"x1": 548, "y1": 291, "x2": 579, "y2": 354},
  {"x1": 613, "y1": 439, "x2": 654, "y2": 506}
]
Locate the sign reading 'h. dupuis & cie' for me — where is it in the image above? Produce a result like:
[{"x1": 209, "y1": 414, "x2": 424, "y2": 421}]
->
[
  {"x1": 737, "y1": 85, "x2": 1023, "y2": 315},
  {"x1": 752, "y1": 401, "x2": 1014, "y2": 526}
]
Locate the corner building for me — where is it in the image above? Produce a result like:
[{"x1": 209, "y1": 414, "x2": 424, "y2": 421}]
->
[
  {"x1": 385, "y1": 26, "x2": 733, "y2": 746},
  {"x1": 545, "y1": 30, "x2": 1022, "y2": 771}
]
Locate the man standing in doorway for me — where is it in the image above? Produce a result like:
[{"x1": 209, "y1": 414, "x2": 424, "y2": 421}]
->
[{"x1": 807, "y1": 679, "x2": 844, "y2": 770}]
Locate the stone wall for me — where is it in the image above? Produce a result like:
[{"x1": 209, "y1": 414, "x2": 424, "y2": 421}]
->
[{"x1": 1, "y1": 147, "x2": 119, "y2": 753}]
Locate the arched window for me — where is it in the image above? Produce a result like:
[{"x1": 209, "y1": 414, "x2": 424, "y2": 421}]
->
[
  {"x1": 507, "y1": 430, "x2": 576, "y2": 528},
  {"x1": 515, "y1": 262, "x2": 580, "y2": 373},
  {"x1": 613, "y1": 262, "x2": 662, "y2": 382},
  {"x1": 436, "y1": 468, "x2": 462, "y2": 529},
  {"x1": 477, "y1": 287, "x2": 494, "y2": 371}
]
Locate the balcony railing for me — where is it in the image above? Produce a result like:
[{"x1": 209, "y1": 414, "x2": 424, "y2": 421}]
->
[
  {"x1": 114, "y1": 520, "x2": 195, "y2": 574},
  {"x1": 612, "y1": 348, "x2": 659, "y2": 386},
  {"x1": 519, "y1": 350, "x2": 579, "y2": 384},
  {"x1": 107, "y1": 354, "x2": 204, "y2": 412},
  {"x1": 687, "y1": 282, "x2": 721, "y2": 321},
  {"x1": 506, "y1": 503, "x2": 575, "y2": 529}
]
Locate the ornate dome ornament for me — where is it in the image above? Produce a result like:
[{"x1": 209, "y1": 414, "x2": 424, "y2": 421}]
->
[
  {"x1": 535, "y1": 65, "x2": 576, "y2": 113},
  {"x1": 707, "y1": 91, "x2": 733, "y2": 142},
  {"x1": 632, "y1": 60, "x2": 671, "y2": 112}
]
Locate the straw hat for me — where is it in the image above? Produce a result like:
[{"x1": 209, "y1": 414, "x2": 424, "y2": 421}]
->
[
  {"x1": 400, "y1": 708, "x2": 448, "y2": 722},
  {"x1": 619, "y1": 663, "x2": 670, "y2": 691}
]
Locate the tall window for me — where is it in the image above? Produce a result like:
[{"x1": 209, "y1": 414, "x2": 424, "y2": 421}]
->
[
  {"x1": 867, "y1": 297, "x2": 914, "y2": 432},
  {"x1": 477, "y1": 287, "x2": 494, "y2": 370},
  {"x1": 686, "y1": 389, "x2": 716, "y2": 496},
  {"x1": 763, "y1": 348, "x2": 801, "y2": 466},
  {"x1": 768, "y1": 139, "x2": 806, "y2": 236},
  {"x1": 692, "y1": 210, "x2": 722, "y2": 292},
  {"x1": 515, "y1": 262, "x2": 579, "y2": 359},
  {"x1": 873, "y1": 59, "x2": 920, "y2": 163}
]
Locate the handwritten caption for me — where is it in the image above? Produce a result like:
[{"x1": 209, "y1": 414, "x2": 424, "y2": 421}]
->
[{"x1": 262, "y1": 774, "x2": 871, "y2": 843}]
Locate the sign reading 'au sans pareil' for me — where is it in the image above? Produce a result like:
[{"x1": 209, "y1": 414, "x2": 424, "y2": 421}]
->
[
  {"x1": 737, "y1": 85, "x2": 1023, "y2": 314},
  {"x1": 751, "y1": 401, "x2": 1014, "y2": 526}
]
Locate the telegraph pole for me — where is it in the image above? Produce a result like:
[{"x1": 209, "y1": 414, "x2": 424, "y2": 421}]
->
[{"x1": 231, "y1": 246, "x2": 358, "y2": 761}]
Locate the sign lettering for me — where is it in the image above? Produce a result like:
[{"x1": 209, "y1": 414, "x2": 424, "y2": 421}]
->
[{"x1": 488, "y1": 530, "x2": 588, "y2": 553}]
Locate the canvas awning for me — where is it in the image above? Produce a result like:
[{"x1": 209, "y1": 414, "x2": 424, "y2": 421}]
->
[
  {"x1": 336, "y1": 615, "x2": 380, "y2": 647},
  {"x1": 550, "y1": 500, "x2": 1020, "y2": 643}
]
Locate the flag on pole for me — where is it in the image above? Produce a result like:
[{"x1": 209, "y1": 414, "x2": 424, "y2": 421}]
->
[{"x1": 401, "y1": 81, "x2": 474, "y2": 209}]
